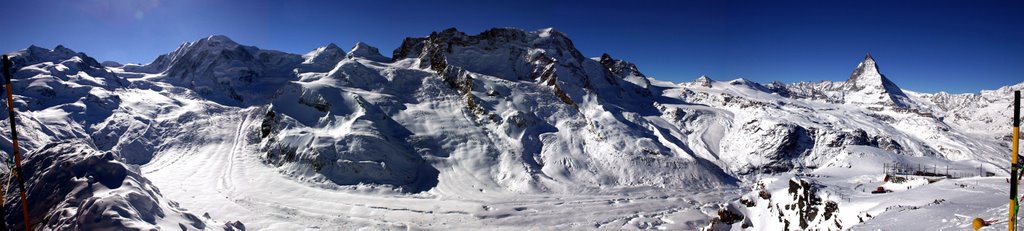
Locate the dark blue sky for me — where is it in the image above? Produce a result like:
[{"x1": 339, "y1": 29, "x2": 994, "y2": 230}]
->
[{"x1": 3, "y1": 0, "x2": 1021, "y2": 93}]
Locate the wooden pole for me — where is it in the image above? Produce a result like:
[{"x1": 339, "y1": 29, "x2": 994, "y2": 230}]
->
[{"x1": 2, "y1": 55, "x2": 31, "y2": 230}]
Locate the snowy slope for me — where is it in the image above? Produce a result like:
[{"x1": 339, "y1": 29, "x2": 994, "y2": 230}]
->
[
  {"x1": 2, "y1": 140, "x2": 235, "y2": 230},
  {"x1": 0, "y1": 27, "x2": 1020, "y2": 230}
]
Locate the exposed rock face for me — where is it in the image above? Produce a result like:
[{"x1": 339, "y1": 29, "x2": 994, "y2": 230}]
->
[
  {"x1": 598, "y1": 53, "x2": 643, "y2": 78},
  {"x1": 391, "y1": 27, "x2": 585, "y2": 81},
  {"x1": 764, "y1": 81, "x2": 790, "y2": 97},
  {"x1": 720, "y1": 120, "x2": 815, "y2": 174},
  {"x1": 597, "y1": 53, "x2": 652, "y2": 95},
  {"x1": 778, "y1": 178, "x2": 842, "y2": 230},
  {"x1": 703, "y1": 203, "x2": 749, "y2": 230},
  {"x1": 781, "y1": 80, "x2": 847, "y2": 104}
]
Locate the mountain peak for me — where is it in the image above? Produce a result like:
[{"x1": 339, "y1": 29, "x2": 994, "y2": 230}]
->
[
  {"x1": 9, "y1": 44, "x2": 102, "y2": 68},
  {"x1": 843, "y1": 54, "x2": 915, "y2": 108},
  {"x1": 135, "y1": 35, "x2": 257, "y2": 74},
  {"x1": 695, "y1": 75, "x2": 713, "y2": 87},
  {"x1": 204, "y1": 35, "x2": 236, "y2": 43},
  {"x1": 599, "y1": 53, "x2": 614, "y2": 63},
  {"x1": 537, "y1": 27, "x2": 562, "y2": 37},
  {"x1": 303, "y1": 43, "x2": 345, "y2": 65},
  {"x1": 597, "y1": 53, "x2": 646, "y2": 78},
  {"x1": 130, "y1": 35, "x2": 302, "y2": 105},
  {"x1": 193, "y1": 35, "x2": 242, "y2": 51},
  {"x1": 848, "y1": 53, "x2": 881, "y2": 83},
  {"x1": 54, "y1": 44, "x2": 73, "y2": 53},
  {"x1": 347, "y1": 42, "x2": 388, "y2": 62}
]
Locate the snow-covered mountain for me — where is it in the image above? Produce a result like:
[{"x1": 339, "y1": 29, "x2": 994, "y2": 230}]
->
[
  {"x1": 780, "y1": 54, "x2": 917, "y2": 109},
  {"x1": 0, "y1": 27, "x2": 1020, "y2": 230},
  {"x1": 124, "y1": 35, "x2": 303, "y2": 105}
]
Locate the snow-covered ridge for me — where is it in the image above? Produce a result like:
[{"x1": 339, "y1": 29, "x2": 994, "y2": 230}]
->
[
  {"x1": 0, "y1": 27, "x2": 1021, "y2": 229},
  {"x1": 3, "y1": 140, "x2": 239, "y2": 230},
  {"x1": 124, "y1": 35, "x2": 304, "y2": 105}
]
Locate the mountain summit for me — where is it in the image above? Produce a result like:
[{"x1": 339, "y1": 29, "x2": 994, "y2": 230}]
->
[
  {"x1": 843, "y1": 53, "x2": 915, "y2": 108},
  {"x1": 296, "y1": 43, "x2": 345, "y2": 73},
  {"x1": 346, "y1": 42, "x2": 389, "y2": 62}
]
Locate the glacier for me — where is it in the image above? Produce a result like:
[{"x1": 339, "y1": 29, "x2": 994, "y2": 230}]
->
[{"x1": 0, "y1": 27, "x2": 1020, "y2": 230}]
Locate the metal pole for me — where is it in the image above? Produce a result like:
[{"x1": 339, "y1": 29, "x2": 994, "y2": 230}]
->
[
  {"x1": 2, "y1": 55, "x2": 31, "y2": 230},
  {"x1": 1010, "y1": 90, "x2": 1020, "y2": 231}
]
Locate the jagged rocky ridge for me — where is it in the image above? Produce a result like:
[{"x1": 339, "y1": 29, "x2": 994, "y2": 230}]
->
[{"x1": 0, "y1": 27, "x2": 1020, "y2": 229}]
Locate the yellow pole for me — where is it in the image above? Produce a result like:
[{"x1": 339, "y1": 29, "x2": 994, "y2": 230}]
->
[{"x1": 1011, "y1": 90, "x2": 1020, "y2": 231}]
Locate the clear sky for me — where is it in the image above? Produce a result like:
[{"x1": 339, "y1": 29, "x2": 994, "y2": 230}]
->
[{"x1": 2, "y1": 0, "x2": 1021, "y2": 93}]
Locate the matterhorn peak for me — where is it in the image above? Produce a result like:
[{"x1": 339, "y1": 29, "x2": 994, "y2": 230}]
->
[
  {"x1": 347, "y1": 42, "x2": 389, "y2": 62},
  {"x1": 847, "y1": 52, "x2": 881, "y2": 84},
  {"x1": 842, "y1": 53, "x2": 916, "y2": 108}
]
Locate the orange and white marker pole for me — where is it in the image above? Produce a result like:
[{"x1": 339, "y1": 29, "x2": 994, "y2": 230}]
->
[{"x1": 2, "y1": 55, "x2": 31, "y2": 230}]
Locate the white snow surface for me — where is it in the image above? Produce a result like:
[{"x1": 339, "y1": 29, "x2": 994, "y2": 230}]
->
[{"x1": 0, "y1": 28, "x2": 1021, "y2": 230}]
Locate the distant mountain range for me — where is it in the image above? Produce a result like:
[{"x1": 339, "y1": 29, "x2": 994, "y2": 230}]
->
[{"x1": 0, "y1": 27, "x2": 1020, "y2": 230}]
